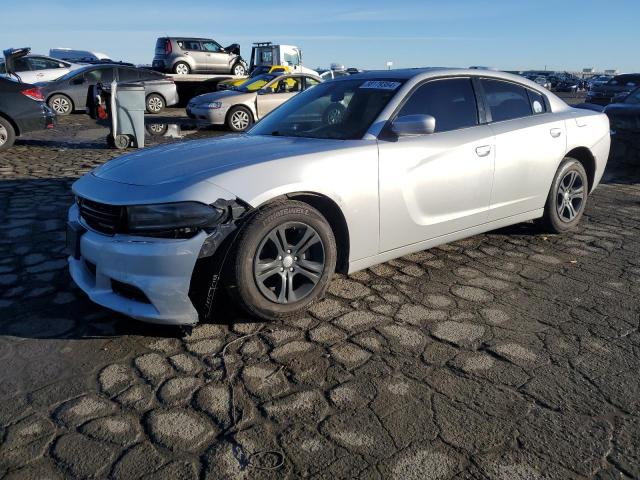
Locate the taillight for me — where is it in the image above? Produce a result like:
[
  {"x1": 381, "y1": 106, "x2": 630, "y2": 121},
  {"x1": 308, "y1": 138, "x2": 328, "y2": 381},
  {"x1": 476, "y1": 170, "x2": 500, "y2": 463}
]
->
[
  {"x1": 165, "y1": 40, "x2": 172, "y2": 55},
  {"x1": 21, "y1": 87, "x2": 45, "y2": 102}
]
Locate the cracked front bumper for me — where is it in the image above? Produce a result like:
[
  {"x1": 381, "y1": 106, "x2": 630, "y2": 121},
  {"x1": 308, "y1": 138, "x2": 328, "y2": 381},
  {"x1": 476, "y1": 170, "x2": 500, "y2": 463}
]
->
[{"x1": 67, "y1": 204, "x2": 205, "y2": 325}]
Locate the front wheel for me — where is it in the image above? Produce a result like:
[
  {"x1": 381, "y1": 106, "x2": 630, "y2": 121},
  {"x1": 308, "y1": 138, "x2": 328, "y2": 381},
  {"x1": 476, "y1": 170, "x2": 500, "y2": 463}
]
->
[
  {"x1": 232, "y1": 62, "x2": 247, "y2": 76},
  {"x1": 226, "y1": 201, "x2": 337, "y2": 320},
  {"x1": 540, "y1": 157, "x2": 588, "y2": 233},
  {"x1": 226, "y1": 106, "x2": 253, "y2": 132}
]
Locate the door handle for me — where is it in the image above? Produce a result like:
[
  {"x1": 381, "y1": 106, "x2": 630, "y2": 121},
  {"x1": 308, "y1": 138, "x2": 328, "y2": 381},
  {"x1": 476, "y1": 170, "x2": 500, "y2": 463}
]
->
[
  {"x1": 475, "y1": 145, "x2": 492, "y2": 157},
  {"x1": 550, "y1": 128, "x2": 562, "y2": 138}
]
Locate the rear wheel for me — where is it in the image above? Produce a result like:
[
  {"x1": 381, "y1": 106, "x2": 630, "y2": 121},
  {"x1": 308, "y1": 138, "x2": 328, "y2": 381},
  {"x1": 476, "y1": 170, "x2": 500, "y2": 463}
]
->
[
  {"x1": 541, "y1": 157, "x2": 588, "y2": 232},
  {"x1": 48, "y1": 94, "x2": 73, "y2": 115},
  {"x1": 0, "y1": 117, "x2": 16, "y2": 152},
  {"x1": 173, "y1": 62, "x2": 190, "y2": 75},
  {"x1": 226, "y1": 106, "x2": 253, "y2": 132},
  {"x1": 226, "y1": 200, "x2": 337, "y2": 320},
  {"x1": 145, "y1": 94, "x2": 165, "y2": 114}
]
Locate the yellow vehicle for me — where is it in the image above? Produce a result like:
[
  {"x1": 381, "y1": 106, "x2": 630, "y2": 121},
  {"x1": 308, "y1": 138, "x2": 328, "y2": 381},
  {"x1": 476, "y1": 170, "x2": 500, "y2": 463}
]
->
[{"x1": 217, "y1": 65, "x2": 290, "y2": 91}]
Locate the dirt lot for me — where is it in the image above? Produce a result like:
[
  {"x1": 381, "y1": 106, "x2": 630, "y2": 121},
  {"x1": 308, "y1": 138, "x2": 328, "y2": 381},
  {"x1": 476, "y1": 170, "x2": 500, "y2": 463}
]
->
[{"x1": 0, "y1": 109, "x2": 639, "y2": 479}]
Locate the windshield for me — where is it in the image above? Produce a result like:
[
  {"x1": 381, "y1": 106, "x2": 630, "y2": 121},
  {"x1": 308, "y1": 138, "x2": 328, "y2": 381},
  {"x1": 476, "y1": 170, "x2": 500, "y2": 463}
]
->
[
  {"x1": 235, "y1": 73, "x2": 277, "y2": 92},
  {"x1": 249, "y1": 78, "x2": 405, "y2": 140}
]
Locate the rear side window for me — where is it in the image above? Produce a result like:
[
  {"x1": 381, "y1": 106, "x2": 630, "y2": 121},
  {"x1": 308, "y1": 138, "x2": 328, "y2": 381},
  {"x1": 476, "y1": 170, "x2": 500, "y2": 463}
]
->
[
  {"x1": 118, "y1": 68, "x2": 140, "y2": 81},
  {"x1": 397, "y1": 78, "x2": 478, "y2": 133},
  {"x1": 481, "y1": 79, "x2": 532, "y2": 122},
  {"x1": 527, "y1": 89, "x2": 547, "y2": 114},
  {"x1": 182, "y1": 40, "x2": 202, "y2": 51}
]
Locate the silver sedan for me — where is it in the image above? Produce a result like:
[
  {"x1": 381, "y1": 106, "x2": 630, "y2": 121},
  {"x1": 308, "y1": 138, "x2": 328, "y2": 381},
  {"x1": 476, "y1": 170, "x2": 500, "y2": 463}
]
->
[
  {"x1": 68, "y1": 68, "x2": 610, "y2": 325},
  {"x1": 186, "y1": 73, "x2": 322, "y2": 131}
]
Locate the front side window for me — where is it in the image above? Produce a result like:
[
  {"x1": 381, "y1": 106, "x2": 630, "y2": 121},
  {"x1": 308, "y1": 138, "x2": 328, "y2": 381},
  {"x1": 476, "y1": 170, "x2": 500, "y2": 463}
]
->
[
  {"x1": 270, "y1": 76, "x2": 302, "y2": 93},
  {"x1": 202, "y1": 41, "x2": 221, "y2": 53},
  {"x1": 283, "y1": 51, "x2": 300, "y2": 66},
  {"x1": 397, "y1": 78, "x2": 478, "y2": 133},
  {"x1": 249, "y1": 78, "x2": 404, "y2": 140},
  {"x1": 482, "y1": 79, "x2": 532, "y2": 122}
]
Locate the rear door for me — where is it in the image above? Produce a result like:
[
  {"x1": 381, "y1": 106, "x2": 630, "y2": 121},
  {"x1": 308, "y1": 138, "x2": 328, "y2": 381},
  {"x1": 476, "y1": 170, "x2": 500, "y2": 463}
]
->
[
  {"x1": 480, "y1": 78, "x2": 566, "y2": 220},
  {"x1": 378, "y1": 77, "x2": 495, "y2": 252},
  {"x1": 181, "y1": 39, "x2": 208, "y2": 72}
]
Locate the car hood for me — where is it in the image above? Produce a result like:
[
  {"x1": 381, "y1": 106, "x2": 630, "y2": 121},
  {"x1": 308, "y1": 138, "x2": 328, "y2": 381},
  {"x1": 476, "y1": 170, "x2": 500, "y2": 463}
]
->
[
  {"x1": 92, "y1": 134, "x2": 346, "y2": 186},
  {"x1": 190, "y1": 89, "x2": 253, "y2": 104}
]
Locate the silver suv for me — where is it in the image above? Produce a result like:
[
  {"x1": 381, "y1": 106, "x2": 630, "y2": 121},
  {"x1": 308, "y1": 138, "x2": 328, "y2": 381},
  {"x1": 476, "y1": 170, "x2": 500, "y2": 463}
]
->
[{"x1": 152, "y1": 37, "x2": 247, "y2": 76}]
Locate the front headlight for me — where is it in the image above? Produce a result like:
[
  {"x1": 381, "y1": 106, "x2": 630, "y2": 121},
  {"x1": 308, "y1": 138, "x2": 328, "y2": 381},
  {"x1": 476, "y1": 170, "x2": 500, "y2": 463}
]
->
[
  {"x1": 126, "y1": 202, "x2": 226, "y2": 238},
  {"x1": 204, "y1": 102, "x2": 223, "y2": 109}
]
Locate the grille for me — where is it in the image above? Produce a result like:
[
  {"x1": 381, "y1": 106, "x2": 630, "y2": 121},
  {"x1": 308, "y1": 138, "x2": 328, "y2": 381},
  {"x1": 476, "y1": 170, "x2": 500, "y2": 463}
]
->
[{"x1": 78, "y1": 198, "x2": 125, "y2": 235}]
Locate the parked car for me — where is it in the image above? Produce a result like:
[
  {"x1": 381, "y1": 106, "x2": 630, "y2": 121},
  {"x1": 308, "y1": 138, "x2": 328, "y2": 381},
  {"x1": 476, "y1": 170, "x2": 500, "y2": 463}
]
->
[
  {"x1": 67, "y1": 68, "x2": 610, "y2": 325},
  {"x1": 152, "y1": 37, "x2": 247, "y2": 76},
  {"x1": 217, "y1": 65, "x2": 290, "y2": 91},
  {"x1": 586, "y1": 75, "x2": 613, "y2": 90},
  {"x1": 187, "y1": 73, "x2": 321, "y2": 131},
  {"x1": 50, "y1": 48, "x2": 111, "y2": 63},
  {"x1": 40, "y1": 64, "x2": 179, "y2": 115},
  {"x1": 1, "y1": 48, "x2": 82, "y2": 83},
  {"x1": 604, "y1": 87, "x2": 640, "y2": 139},
  {"x1": 0, "y1": 77, "x2": 55, "y2": 151},
  {"x1": 586, "y1": 74, "x2": 640, "y2": 105},
  {"x1": 531, "y1": 76, "x2": 551, "y2": 89}
]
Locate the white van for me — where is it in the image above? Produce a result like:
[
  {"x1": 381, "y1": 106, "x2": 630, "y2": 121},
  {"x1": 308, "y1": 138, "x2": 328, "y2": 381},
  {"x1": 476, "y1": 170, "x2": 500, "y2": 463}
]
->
[{"x1": 49, "y1": 48, "x2": 111, "y2": 63}]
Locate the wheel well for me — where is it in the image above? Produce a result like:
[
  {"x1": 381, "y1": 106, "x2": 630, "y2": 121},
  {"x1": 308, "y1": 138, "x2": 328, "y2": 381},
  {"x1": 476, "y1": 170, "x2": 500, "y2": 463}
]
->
[
  {"x1": 0, "y1": 111, "x2": 19, "y2": 136},
  {"x1": 566, "y1": 147, "x2": 596, "y2": 192},
  {"x1": 285, "y1": 192, "x2": 350, "y2": 274}
]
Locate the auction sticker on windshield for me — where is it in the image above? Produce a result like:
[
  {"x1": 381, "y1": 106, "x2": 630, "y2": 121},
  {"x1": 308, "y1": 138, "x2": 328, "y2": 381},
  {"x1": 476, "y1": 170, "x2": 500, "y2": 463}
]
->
[{"x1": 359, "y1": 80, "x2": 402, "y2": 90}]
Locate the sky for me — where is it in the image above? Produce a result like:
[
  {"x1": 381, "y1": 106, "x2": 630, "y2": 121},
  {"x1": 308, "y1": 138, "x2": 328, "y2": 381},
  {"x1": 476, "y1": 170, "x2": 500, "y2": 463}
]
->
[{"x1": 1, "y1": 0, "x2": 638, "y2": 73}]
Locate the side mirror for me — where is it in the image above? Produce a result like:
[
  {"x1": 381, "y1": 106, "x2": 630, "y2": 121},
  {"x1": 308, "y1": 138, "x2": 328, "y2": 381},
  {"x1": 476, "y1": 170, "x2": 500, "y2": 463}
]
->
[{"x1": 391, "y1": 114, "x2": 436, "y2": 136}]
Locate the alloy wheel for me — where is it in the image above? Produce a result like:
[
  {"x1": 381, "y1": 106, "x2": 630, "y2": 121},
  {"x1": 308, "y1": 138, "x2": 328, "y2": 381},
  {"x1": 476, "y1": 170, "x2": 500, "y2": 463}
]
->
[
  {"x1": 0, "y1": 124, "x2": 7, "y2": 146},
  {"x1": 175, "y1": 64, "x2": 189, "y2": 75},
  {"x1": 147, "y1": 96, "x2": 163, "y2": 113},
  {"x1": 253, "y1": 222, "x2": 325, "y2": 304},
  {"x1": 556, "y1": 170, "x2": 585, "y2": 222},
  {"x1": 234, "y1": 64, "x2": 246, "y2": 76},
  {"x1": 51, "y1": 97, "x2": 70, "y2": 114},
  {"x1": 230, "y1": 110, "x2": 250, "y2": 131}
]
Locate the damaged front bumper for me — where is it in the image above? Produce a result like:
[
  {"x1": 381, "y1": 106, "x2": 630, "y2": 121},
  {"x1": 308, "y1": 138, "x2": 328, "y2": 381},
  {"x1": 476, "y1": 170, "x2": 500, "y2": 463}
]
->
[{"x1": 67, "y1": 201, "x2": 245, "y2": 326}]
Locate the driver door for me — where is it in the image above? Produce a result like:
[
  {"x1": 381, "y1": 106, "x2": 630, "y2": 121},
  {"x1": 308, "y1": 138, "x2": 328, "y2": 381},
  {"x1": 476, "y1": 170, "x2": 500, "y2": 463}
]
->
[
  {"x1": 201, "y1": 41, "x2": 228, "y2": 72},
  {"x1": 378, "y1": 77, "x2": 495, "y2": 252},
  {"x1": 256, "y1": 76, "x2": 302, "y2": 118}
]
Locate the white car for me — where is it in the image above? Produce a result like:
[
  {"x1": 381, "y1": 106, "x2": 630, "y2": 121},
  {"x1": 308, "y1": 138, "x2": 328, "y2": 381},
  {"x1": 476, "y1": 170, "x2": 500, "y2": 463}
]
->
[
  {"x1": 68, "y1": 68, "x2": 610, "y2": 325},
  {"x1": 0, "y1": 54, "x2": 82, "y2": 83}
]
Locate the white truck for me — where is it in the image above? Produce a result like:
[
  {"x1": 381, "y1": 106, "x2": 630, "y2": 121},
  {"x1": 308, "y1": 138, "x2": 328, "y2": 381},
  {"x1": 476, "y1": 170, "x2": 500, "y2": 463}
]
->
[{"x1": 249, "y1": 42, "x2": 316, "y2": 76}]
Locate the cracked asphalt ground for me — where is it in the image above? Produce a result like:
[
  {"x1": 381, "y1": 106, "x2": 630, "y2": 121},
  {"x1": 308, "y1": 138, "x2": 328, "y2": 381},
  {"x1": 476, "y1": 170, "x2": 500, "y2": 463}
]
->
[{"x1": 1, "y1": 112, "x2": 639, "y2": 480}]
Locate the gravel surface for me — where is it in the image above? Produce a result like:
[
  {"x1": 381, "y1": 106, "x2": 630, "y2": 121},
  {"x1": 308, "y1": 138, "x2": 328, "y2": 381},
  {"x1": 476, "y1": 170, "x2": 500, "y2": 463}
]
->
[{"x1": 0, "y1": 112, "x2": 639, "y2": 479}]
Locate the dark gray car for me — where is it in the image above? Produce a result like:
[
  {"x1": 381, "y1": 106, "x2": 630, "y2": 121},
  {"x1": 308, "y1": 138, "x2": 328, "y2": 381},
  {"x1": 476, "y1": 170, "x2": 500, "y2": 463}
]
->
[
  {"x1": 40, "y1": 64, "x2": 179, "y2": 115},
  {"x1": 152, "y1": 37, "x2": 247, "y2": 76}
]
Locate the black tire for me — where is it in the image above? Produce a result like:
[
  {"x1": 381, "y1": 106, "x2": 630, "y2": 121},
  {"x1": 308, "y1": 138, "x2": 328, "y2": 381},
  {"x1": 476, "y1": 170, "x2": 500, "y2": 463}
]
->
[
  {"x1": 540, "y1": 157, "x2": 588, "y2": 233},
  {"x1": 145, "y1": 123, "x2": 169, "y2": 136},
  {"x1": 48, "y1": 94, "x2": 73, "y2": 116},
  {"x1": 0, "y1": 116, "x2": 16, "y2": 152},
  {"x1": 226, "y1": 200, "x2": 337, "y2": 320},
  {"x1": 145, "y1": 94, "x2": 165, "y2": 114},
  {"x1": 232, "y1": 62, "x2": 247, "y2": 76},
  {"x1": 226, "y1": 106, "x2": 254, "y2": 132},
  {"x1": 173, "y1": 62, "x2": 191, "y2": 75}
]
